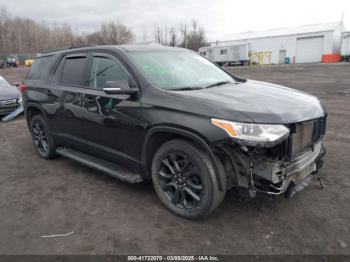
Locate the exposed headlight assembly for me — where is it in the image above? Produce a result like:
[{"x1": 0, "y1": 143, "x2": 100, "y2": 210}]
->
[{"x1": 211, "y1": 118, "x2": 289, "y2": 143}]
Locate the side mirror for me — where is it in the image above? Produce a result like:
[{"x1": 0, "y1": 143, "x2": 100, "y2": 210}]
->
[
  {"x1": 103, "y1": 80, "x2": 139, "y2": 95},
  {"x1": 13, "y1": 82, "x2": 20, "y2": 87}
]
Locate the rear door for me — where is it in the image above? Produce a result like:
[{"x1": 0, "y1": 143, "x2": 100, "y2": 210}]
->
[
  {"x1": 53, "y1": 53, "x2": 89, "y2": 151},
  {"x1": 82, "y1": 52, "x2": 143, "y2": 170}
]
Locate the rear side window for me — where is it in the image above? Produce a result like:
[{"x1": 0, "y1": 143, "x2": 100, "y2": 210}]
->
[
  {"x1": 55, "y1": 55, "x2": 88, "y2": 86},
  {"x1": 27, "y1": 55, "x2": 53, "y2": 80}
]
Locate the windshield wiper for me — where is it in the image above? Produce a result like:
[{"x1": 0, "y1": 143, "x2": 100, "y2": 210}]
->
[
  {"x1": 168, "y1": 86, "x2": 203, "y2": 91},
  {"x1": 204, "y1": 81, "x2": 232, "y2": 89}
]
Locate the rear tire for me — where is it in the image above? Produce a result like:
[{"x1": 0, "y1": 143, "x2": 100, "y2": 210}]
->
[
  {"x1": 29, "y1": 114, "x2": 56, "y2": 159},
  {"x1": 151, "y1": 139, "x2": 226, "y2": 219}
]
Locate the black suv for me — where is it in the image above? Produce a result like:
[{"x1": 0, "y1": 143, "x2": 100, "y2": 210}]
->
[
  {"x1": 6, "y1": 57, "x2": 18, "y2": 67},
  {"x1": 22, "y1": 45, "x2": 326, "y2": 219}
]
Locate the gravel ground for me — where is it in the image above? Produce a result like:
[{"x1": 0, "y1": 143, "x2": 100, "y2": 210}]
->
[{"x1": 0, "y1": 64, "x2": 349, "y2": 255}]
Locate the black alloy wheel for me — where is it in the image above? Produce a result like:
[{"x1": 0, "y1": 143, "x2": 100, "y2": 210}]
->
[
  {"x1": 30, "y1": 114, "x2": 56, "y2": 159},
  {"x1": 152, "y1": 139, "x2": 226, "y2": 219},
  {"x1": 159, "y1": 152, "x2": 203, "y2": 209},
  {"x1": 32, "y1": 120, "x2": 49, "y2": 156}
]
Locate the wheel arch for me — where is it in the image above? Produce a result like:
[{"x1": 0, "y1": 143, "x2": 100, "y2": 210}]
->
[
  {"x1": 141, "y1": 126, "x2": 225, "y2": 192},
  {"x1": 25, "y1": 103, "x2": 48, "y2": 128}
]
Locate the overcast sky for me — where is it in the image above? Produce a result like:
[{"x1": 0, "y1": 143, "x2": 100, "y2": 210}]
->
[{"x1": 0, "y1": 0, "x2": 349, "y2": 42}]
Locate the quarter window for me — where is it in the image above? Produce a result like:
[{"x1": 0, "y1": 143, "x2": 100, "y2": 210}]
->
[
  {"x1": 27, "y1": 55, "x2": 53, "y2": 80},
  {"x1": 89, "y1": 57, "x2": 129, "y2": 89}
]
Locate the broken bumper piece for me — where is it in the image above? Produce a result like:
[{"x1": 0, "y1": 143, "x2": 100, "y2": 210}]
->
[
  {"x1": 215, "y1": 139, "x2": 325, "y2": 199},
  {"x1": 1, "y1": 105, "x2": 24, "y2": 122},
  {"x1": 253, "y1": 141, "x2": 323, "y2": 197}
]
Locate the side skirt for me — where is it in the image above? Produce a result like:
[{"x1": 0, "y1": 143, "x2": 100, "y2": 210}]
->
[{"x1": 56, "y1": 147, "x2": 144, "y2": 184}]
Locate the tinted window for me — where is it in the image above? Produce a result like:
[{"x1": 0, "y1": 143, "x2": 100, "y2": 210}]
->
[
  {"x1": 89, "y1": 57, "x2": 129, "y2": 89},
  {"x1": 27, "y1": 55, "x2": 53, "y2": 80},
  {"x1": 60, "y1": 56, "x2": 88, "y2": 85}
]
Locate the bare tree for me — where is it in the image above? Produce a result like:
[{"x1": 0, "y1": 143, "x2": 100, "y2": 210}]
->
[
  {"x1": 0, "y1": 8, "x2": 209, "y2": 57},
  {"x1": 85, "y1": 22, "x2": 134, "y2": 46},
  {"x1": 179, "y1": 23, "x2": 187, "y2": 48},
  {"x1": 154, "y1": 26, "x2": 164, "y2": 44},
  {"x1": 0, "y1": 9, "x2": 135, "y2": 56},
  {"x1": 97, "y1": 21, "x2": 134, "y2": 45},
  {"x1": 179, "y1": 21, "x2": 208, "y2": 51},
  {"x1": 169, "y1": 27, "x2": 177, "y2": 47}
]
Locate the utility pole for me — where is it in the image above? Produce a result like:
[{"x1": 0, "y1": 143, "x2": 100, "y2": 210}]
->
[
  {"x1": 340, "y1": 12, "x2": 345, "y2": 54},
  {"x1": 184, "y1": 25, "x2": 187, "y2": 49},
  {"x1": 165, "y1": 26, "x2": 168, "y2": 46},
  {"x1": 157, "y1": 27, "x2": 160, "y2": 44},
  {"x1": 172, "y1": 31, "x2": 176, "y2": 47}
]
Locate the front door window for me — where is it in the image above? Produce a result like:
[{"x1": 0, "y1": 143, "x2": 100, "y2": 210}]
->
[{"x1": 89, "y1": 57, "x2": 129, "y2": 89}]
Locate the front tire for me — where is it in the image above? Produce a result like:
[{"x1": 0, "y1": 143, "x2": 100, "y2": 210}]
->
[
  {"x1": 30, "y1": 114, "x2": 56, "y2": 159},
  {"x1": 151, "y1": 139, "x2": 225, "y2": 219}
]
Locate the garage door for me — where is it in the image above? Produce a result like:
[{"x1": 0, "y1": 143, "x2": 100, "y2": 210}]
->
[{"x1": 296, "y1": 36, "x2": 324, "y2": 63}]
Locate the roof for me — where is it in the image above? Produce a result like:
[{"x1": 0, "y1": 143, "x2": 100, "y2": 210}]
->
[
  {"x1": 118, "y1": 45, "x2": 187, "y2": 52},
  {"x1": 216, "y1": 22, "x2": 342, "y2": 42},
  {"x1": 43, "y1": 44, "x2": 187, "y2": 55}
]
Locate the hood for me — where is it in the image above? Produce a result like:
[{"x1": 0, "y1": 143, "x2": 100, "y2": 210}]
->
[
  {"x1": 170, "y1": 80, "x2": 325, "y2": 124},
  {"x1": 0, "y1": 85, "x2": 21, "y2": 101}
]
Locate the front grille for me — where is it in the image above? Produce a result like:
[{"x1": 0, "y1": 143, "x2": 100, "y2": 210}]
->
[
  {"x1": 0, "y1": 99, "x2": 20, "y2": 115},
  {"x1": 0, "y1": 106, "x2": 19, "y2": 115},
  {"x1": 289, "y1": 117, "x2": 326, "y2": 157},
  {"x1": 0, "y1": 99, "x2": 17, "y2": 106}
]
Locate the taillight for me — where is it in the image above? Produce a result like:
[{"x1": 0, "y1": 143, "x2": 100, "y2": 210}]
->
[{"x1": 19, "y1": 83, "x2": 28, "y2": 93}]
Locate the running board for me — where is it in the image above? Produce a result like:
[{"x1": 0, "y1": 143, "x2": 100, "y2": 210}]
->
[{"x1": 56, "y1": 147, "x2": 143, "y2": 183}]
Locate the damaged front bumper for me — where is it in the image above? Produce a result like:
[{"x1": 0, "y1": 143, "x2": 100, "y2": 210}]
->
[
  {"x1": 253, "y1": 141, "x2": 324, "y2": 198},
  {"x1": 215, "y1": 139, "x2": 325, "y2": 199},
  {"x1": 1, "y1": 104, "x2": 23, "y2": 122}
]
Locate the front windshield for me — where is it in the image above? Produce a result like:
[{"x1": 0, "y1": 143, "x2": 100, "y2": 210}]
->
[
  {"x1": 129, "y1": 50, "x2": 235, "y2": 90},
  {"x1": 0, "y1": 78, "x2": 11, "y2": 88}
]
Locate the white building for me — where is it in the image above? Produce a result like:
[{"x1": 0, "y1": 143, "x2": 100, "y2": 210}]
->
[
  {"x1": 210, "y1": 22, "x2": 345, "y2": 64},
  {"x1": 341, "y1": 31, "x2": 350, "y2": 58}
]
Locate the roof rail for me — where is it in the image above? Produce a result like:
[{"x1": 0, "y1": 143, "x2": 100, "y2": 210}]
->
[
  {"x1": 44, "y1": 47, "x2": 67, "y2": 54},
  {"x1": 69, "y1": 44, "x2": 97, "y2": 49},
  {"x1": 43, "y1": 44, "x2": 98, "y2": 54}
]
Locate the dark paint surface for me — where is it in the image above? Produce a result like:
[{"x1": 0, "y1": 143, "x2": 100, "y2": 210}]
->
[
  {"x1": 170, "y1": 80, "x2": 325, "y2": 124},
  {"x1": 1, "y1": 64, "x2": 349, "y2": 255},
  {"x1": 22, "y1": 45, "x2": 326, "y2": 173}
]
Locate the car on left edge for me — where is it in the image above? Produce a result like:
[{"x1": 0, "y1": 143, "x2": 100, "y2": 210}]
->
[{"x1": 0, "y1": 75, "x2": 22, "y2": 116}]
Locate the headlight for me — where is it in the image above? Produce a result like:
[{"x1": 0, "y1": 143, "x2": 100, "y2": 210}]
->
[
  {"x1": 18, "y1": 95, "x2": 22, "y2": 104},
  {"x1": 211, "y1": 118, "x2": 289, "y2": 142}
]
